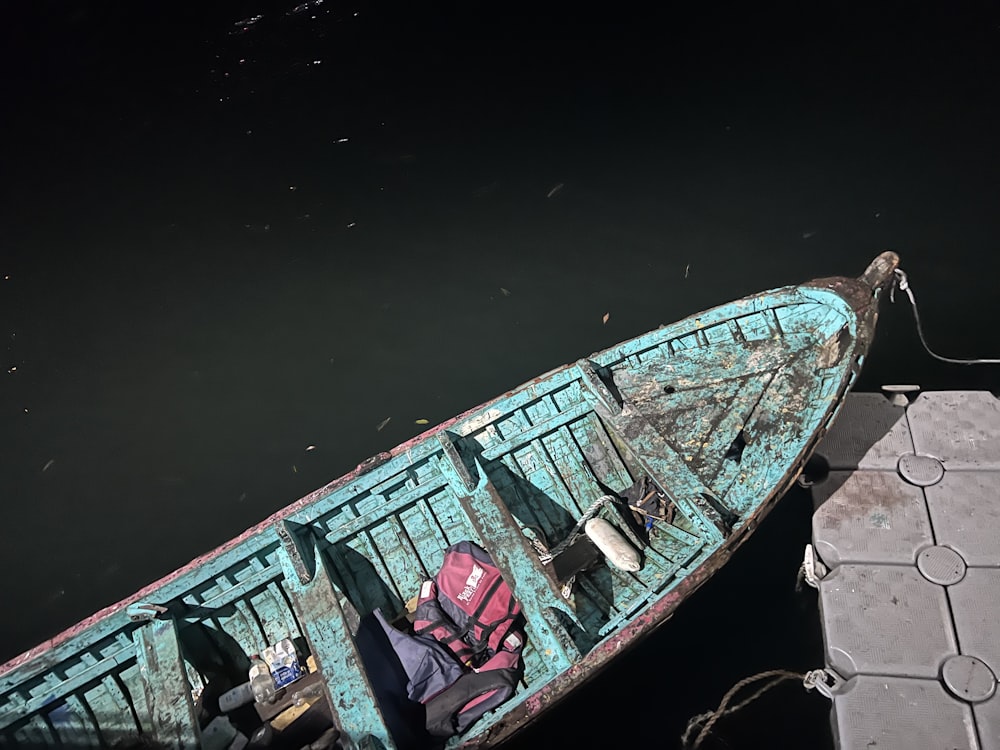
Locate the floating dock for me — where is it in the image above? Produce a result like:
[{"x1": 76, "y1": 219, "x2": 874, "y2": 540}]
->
[{"x1": 808, "y1": 390, "x2": 1000, "y2": 749}]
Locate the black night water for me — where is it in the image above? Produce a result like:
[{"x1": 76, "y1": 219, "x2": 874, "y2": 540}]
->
[{"x1": 2, "y1": 5, "x2": 998, "y2": 748}]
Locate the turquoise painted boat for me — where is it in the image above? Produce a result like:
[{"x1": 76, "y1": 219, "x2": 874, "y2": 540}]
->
[{"x1": 0, "y1": 253, "x2": 899, "y2": 750}]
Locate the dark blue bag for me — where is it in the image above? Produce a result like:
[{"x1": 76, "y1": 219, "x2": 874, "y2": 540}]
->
[{"x1": 373, "y1": 609, "x2": 464, "y2": 704}]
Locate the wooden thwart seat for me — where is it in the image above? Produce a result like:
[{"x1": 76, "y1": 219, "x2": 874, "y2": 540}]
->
[
  {"x1": 276, "y1": 534, "x2": 394, "y2": 749},
  {"x1": 133, "y1": 615, "x2": 200, "y2": 748}
]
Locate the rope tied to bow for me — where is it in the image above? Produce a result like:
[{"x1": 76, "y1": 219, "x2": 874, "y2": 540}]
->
[{"x1": 892, "y1": 268, "x2": 1000, "y2": 365}]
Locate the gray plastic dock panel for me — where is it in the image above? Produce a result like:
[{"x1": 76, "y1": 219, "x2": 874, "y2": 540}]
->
[
  {"x1": 907, "y1": 392, "x2": 1000, "y2": 470},
  {"x1": 812, "y1": 471, "x2": 933, "y2": 566},
  {"x1": 811, "y1": 391, "x2": 1000, "y2": 750},
  {"x1": 949, "y1": 570, "x2": 1000, "y2": 676},
  {"x1": 817, "y1": 392, "x2": 913, "y2": 471},
  {"x1": 830, "y1": 676, "x2": 979, "y2": 750},
  {"x1": 819, "y1": 564, "x2": 957, "y2": 679},
  {"x1": 978, "y1": 695, "x2": 1000, "y2": 750},
  {"x1": 926, "y1": 473, "x2": 1000, "y2": 567}
]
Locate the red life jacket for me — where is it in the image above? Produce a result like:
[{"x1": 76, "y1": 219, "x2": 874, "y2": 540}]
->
[{"x1": 413, "y1": 540, "x2": 522, "y2": 668}]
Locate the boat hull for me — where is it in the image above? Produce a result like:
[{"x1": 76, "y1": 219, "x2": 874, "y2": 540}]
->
[{"x1": 0, "y1": 253, "x2": 898, "y2": 749}]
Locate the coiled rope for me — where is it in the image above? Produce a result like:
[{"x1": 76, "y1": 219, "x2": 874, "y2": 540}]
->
[
  {"x1": 537, "y1": 494, "x2": 616, "y2": 562},
  {"x1": 892, "y1": 269, "x2": 1000, "y2": 365},
  {"x1": 681, "y1": 669, "x2": 806, "y2": 749}
]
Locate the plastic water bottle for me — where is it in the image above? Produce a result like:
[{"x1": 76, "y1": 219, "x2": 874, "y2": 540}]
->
[
  {"x1": 291, "y1": 682, "x2": 325, "y2": 707},
  {"x1": 218, "y1": 681, "x2": 254, "y2": 713},
  {"x1": 248, "y1": 655, "x2": 276, "y2": 704}
]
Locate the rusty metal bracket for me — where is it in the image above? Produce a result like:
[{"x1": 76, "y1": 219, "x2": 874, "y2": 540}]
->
[{"x1": 126, "y1": 602, "x2": 168, "y2": 622}]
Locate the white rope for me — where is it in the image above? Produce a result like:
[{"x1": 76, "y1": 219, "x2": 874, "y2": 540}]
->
[
  {"x1": 892, "y1": 269, "x2": 1000, "y2": 365},
  {"x1": 538, "y1": 494, "x2": 615, "y2": 563}
]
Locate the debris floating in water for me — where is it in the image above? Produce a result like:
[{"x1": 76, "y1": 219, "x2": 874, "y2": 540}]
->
[
  {"x1": 347, "y1": 221, "x2": 357, "y2": 228},
  {"x1": 292, "y1": 465, "x2": 298, "y2": 473},
  {"x1": 802, "y1": 230, "x2": 817, "y2": 240},
  {"x1": 288, "y1": 0, "x2": 324, "y2": 15},
  {"x1": 415, "y1": 418, "x2": 429, "y2": 425},
  {"x1": 685, "y1": 263, "x2": 690, "y2": 278},
  {"x1": 335, "y1": 137, "x2": 349, "y2": 143},
  {"x1": 230, "y1": 14, "x2": 263, "y2": 34},
  {"x1": 602, "y1": 312, "x2": 610, "y2": 324},
  {"x1": 500, "y1": 287, "x2": 511, "y2": 296},
  {"x1": 42, "y1": 459, "x2": 54, "y2": 473},
  {"x1": 306, "y1": 445, "x2": 316, "y2": 451},
  {"x1": 546, "y1": 183, "x2": 564, "y2": 199},
  {"x1": 376, "y1": 417, "x2": 391, "y2": 431}
]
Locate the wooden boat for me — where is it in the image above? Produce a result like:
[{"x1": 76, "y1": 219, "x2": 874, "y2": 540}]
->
[{"x1": 0, "y1": 252, "x2": 900, "y2": 750}]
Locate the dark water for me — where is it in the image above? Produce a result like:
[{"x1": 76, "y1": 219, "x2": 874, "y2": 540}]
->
[{"x1": 2, "y1": 4, "x2": 999, "y2": 748}]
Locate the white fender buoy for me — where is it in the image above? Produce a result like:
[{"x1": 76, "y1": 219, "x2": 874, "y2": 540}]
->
[{"x1": 584, "y1": 518, "x2": 641, "y2": 572}]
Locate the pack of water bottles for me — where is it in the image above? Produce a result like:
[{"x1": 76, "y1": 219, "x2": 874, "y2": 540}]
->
[
  {"x1": 262, "y1": 637, "x2": 304, "y2": 689},
  {"x1": 222, "y1": 637, "x2": 306, "y2": 709}
]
